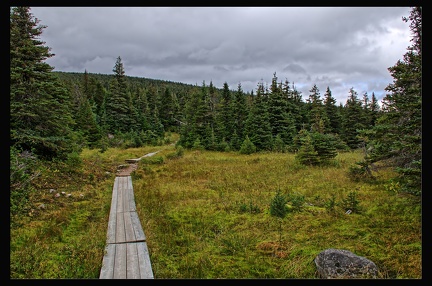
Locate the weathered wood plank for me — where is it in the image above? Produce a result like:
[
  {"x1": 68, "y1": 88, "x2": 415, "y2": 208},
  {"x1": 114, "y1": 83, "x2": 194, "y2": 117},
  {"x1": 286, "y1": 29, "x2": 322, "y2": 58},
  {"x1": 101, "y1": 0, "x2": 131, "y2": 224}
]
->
[
  {"x1": 99, "y1": 244, "x2": 116, "y2": 279},
  {"x1": 127, "y1": 176, "x2": 136, "y2": 212},
  {"x1": 124, "y1": 211, "x2": 136, "y2": 242},
  {"x1": 115, "y1": 209, "x2": 126, "y2": 243},
  {"x1": 131, "y1": 211, "x2": 146, "y2": 242},
  {"x1": 137, "y1": 242, "x2": 154, "y2": 278},
  {"x1": 123, "y1": 177, "x2": 132, "y2": 212},
  {"x1": 126, "y1": 243, "x2": 140, "y2": 279},
  {"x1": 106, "y1": 178, "x2": 119, "y2": 244},
  {"x1": 117, "y1": 176, "x2": 125, "y2": 213},
  {"x1": 113, "y1": 243, "x2": 127, "y2": 279}
]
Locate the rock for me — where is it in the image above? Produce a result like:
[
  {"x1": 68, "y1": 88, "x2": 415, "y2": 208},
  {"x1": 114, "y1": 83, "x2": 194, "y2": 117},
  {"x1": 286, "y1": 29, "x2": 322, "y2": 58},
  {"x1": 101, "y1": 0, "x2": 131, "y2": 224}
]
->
[
  {"x1": 49, "y1": 189, "x2": 56, "y2": 193},
  {"x1": 66, "y1": 194, "x2": 72, "y2": 197},
  {"x1": 55, "y1": 193, "x2": 60, "y2": 198},
  {"x1": 38, "y1": 203, "x2": 46, "y2": 209},
  {"x1": 315, "y1": 248, "x2": 378, "y2": 279}
]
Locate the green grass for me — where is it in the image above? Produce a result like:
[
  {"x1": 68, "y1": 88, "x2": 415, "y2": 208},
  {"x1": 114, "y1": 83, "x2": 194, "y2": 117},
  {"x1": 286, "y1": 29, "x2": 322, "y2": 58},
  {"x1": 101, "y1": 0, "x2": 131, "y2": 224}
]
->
[{"x1": 10, "y1": 135, "x2": 421, "y2": 278}]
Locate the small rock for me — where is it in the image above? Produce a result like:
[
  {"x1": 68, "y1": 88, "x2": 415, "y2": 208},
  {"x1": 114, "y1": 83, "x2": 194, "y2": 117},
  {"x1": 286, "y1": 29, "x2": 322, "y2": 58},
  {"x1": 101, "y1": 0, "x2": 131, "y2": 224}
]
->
[
  {"x1": 49, "y1": 189, "x2": 56, "y2": 193},
  {"x1": 79, "y1": 194, "x2": 84, "y2": 198},
  {"x1": 66, "y1": 194, "x2": 72, "y2": 197},
  {"x1": 61, "y1": 191, "x2": 66, "y2": 195},
  {"x1": 38, "y1": 203, "x2": 46, "y2": 209},
  {"x1": 55, "y1": 193, "x2": 60, "y2": 198}
]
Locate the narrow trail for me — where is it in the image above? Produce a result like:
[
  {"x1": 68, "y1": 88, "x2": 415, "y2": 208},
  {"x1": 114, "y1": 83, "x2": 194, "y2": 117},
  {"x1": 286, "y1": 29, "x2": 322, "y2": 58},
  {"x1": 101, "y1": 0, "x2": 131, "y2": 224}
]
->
[{"x1": 116, "y1": 151, "x2": 160, "y2": 177}]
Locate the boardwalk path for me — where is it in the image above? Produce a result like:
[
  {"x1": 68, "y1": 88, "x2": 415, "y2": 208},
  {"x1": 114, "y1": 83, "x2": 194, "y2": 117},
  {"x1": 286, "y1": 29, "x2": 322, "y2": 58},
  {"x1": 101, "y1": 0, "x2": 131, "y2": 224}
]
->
[{"x1": 99, "y1": 151, "x2": 159, "y2": 279}]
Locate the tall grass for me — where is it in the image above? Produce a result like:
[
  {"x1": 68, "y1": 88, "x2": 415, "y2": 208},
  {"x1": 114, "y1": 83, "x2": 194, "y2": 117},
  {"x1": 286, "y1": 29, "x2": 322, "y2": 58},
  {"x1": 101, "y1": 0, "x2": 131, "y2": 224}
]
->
[
  {"x1": 133, "y1": 149, "x2": 421, "y2": 278},
  {"x1": 10, "y1": 136, "x2": 421, "y2": 278}
]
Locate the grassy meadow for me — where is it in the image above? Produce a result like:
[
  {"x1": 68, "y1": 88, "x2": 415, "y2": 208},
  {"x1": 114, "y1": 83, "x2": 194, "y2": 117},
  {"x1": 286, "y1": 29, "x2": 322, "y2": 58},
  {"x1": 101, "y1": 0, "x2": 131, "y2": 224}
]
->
[{"x1": 10, "y1": 134, "x2": 421, "y2": 278}]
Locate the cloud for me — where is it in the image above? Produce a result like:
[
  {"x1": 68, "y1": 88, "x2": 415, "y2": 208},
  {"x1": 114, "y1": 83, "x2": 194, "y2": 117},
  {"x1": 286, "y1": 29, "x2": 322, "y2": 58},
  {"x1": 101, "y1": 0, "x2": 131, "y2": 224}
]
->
[{"x1": 31, "y1": 6, "x2": 412, "y2": 105}]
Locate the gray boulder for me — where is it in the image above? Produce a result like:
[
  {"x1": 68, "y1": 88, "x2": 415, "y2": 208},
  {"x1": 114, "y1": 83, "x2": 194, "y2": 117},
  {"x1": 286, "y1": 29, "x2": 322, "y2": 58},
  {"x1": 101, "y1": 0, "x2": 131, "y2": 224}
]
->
[{"x1": 315, "y1": 248, "x2": 378, "y2": 279}]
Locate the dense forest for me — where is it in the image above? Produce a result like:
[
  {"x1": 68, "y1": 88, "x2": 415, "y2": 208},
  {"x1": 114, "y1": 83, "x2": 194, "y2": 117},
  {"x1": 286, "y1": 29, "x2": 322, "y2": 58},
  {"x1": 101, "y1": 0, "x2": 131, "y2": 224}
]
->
[{"x1": 10, "y1": 6, "x2": 421, "y2": 221}]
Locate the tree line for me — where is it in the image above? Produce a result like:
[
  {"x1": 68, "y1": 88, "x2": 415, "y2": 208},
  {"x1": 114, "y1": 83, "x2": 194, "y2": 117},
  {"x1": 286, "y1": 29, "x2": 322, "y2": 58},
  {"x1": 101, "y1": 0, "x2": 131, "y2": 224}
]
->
[{"x1": 10, "y1": 6, "x2": 421, "y2": 203}]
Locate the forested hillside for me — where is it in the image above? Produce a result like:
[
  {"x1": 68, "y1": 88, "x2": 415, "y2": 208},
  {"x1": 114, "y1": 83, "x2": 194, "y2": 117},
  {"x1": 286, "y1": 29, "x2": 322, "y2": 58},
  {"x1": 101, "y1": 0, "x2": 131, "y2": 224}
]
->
[{"x1": 11, "y1": 6, "x2": 421, "y2": 220}]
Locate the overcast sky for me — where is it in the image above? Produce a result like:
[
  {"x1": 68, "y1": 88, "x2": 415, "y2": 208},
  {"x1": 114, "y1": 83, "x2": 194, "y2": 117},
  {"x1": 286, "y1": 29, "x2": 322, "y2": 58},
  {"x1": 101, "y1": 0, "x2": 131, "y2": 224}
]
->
[{"x1": 30, "y1": 6, "x2": 412, "y2": 105}]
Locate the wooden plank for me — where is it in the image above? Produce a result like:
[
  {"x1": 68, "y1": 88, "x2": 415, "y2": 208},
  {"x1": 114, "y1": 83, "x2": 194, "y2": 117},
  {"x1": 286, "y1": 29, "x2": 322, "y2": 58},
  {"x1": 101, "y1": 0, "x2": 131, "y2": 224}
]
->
[
  {"x1": 123, "y1": 177, "x2": 132, "y2": 212},
  {"x1": 124, "y1": 211, "x2": 136, "y2": 242},
  {"x1": 127, "y1": 176, "x2": 136, "y2": 212},
  {"x1": 137, "y1": 242, "x2": 154, "y2": 278},
  {"x1": 117, "y1": 177, "x2": 125, "y2": 213},
  {"x1": 115, "y1": 209, "x2": 126, "y2": 243},
  {"x1": 131, "y1": 211, "x2": 146, "y2": 242},
  {"x1": 99, "y1": 244, "x2": 115, "y2": 279},
  {"x1": 141, "y1": 151, "x2": 159, "y2": 159},
  {"x1": 113, "y1": 243, "x2": 127, "y2": 279},
  {"x1": 126, "y1": 243, "x2": 140, "y2": 279},
  {"x1": 106, "y1": 178, "x2": 119, "y2": 244}
]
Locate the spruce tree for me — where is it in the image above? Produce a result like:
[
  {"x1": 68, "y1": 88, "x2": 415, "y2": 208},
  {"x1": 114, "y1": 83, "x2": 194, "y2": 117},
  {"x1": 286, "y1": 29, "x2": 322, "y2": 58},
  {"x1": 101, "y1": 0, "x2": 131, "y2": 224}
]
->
[
  {"x1": 178, "y1": 85, "x2": 210, "y2": 148},
  {"x1": 105, "y1": 56, "x2": 133, "y2": 133},
  {"x1": 268, "y1": 73, "x2": 296, "y2": 146},
  {"x1": 216, "y1": 82, "x2": 234, "y2": 145},
  {"x1": 134, "y1": 86, "x2": 151, "y2": 131},
  {"x1": 369, "y1": 92, "x2": 381, "y2": 126},
  {"x1": 295, "y1": 129, "x2": 319, "y2": 166},
  {"x1": 159, "y1": 87, "x2": 176, "y2": 131},
  {"x1": 366, "y1": 7, "x2": 422, "y2": 195},
  {"x1": 307, "y1": 84, "x2": 330, "y2": 134},
  {"x1": 245, "y1": 82, "x2": 273, "y2": 151},
  {"x1": 341, "y1": 88, "x2": 365, "y2": 149},
  {"x1": 70, "y1": 82, "x2": 100, "y2": 147},
  {"x1": 323, "y1": 86, "x2": 341, "y2": 134},
  {"x1": 10, "y1": 7, "x2": 76, "y2": 159},
  {"x1": 231, "y1": 83, "x2": 248, "y2": 150}
]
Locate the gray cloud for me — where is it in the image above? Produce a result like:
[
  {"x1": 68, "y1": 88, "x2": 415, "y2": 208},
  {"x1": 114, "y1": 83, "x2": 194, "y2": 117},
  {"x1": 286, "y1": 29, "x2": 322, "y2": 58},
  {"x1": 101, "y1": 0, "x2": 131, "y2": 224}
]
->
[{"x1": 30, "y1": 6, "x2": 412, "y2": 105}]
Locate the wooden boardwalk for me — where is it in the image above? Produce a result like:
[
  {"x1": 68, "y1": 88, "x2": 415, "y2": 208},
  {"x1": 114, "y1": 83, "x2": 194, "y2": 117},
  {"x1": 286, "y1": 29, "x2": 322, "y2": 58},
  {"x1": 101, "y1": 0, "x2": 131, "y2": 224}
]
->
[{"x1": 99, "y1": 176, "x2": 154, "y2": 279}]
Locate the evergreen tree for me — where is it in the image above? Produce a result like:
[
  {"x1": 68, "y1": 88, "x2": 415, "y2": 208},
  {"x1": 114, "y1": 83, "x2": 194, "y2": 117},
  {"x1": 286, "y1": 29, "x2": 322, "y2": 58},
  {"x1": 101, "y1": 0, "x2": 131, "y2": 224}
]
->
[
  {"x1": 216, "y1": 82, "x2": 234, "y2": 145},
  {"x1": 366, "y1": 7, "x2": 422, "y2": 195},
  {"x1": 283, "y1": 79, "x2": 304, "y2": 134},
  {"x1": 134, "y1": 86, "x2": 151, "y2": 131},
  {"x1": 295, "y1": 129, "x2": 319, "y2": 166},
  {"x1": 323, "y1": 86, "x2": 342, "y2": 134},
  {"x1": 87, "y1": 75, "x2": 107, "y2": 125},
  {"x1": 369, "y1": 92, "x2": 380, "y2": 126},
  {"x1": 70, "y1": 83, "x2": 100, "y2": 147},
  {"x1": 267, "y1": 73, "x2": 297, "y2": 146},
  {"x1": 307, "y1": 84, "x2": 329, "y2": 134},
  {"x1": 341, "y1": 88, "x2": 365, "y2": 149},
  {"x1": 105, "y1": 56, "x2": 133, "y2": 133},
  {"x1": 361, "y1": 92, "x2": 373, "y2": 128},
  {"x1": 10, "y1": 7, "x2": 76, "y2": 159},
  {"x1": 198, "y1": 81, "x2": 215, "y2": 149},
  {"x1": 244, "y1": 82, "x2": 273, "y2": 151},
  {"x1": 178, "y1": 85, "x2": 212, "y2": 149},
  {"x1": 239, "y1": 135, "x2": 256, "y2": 155},
  {"x1": 159, "y1": 86, "x2": 176, "y2": 131},
  {"x1": 231, "y1": 83, "x2": 248, "y2": 150},
  {"x1": 310, "y1": 132, "x2": 338, "y2": 164}
]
